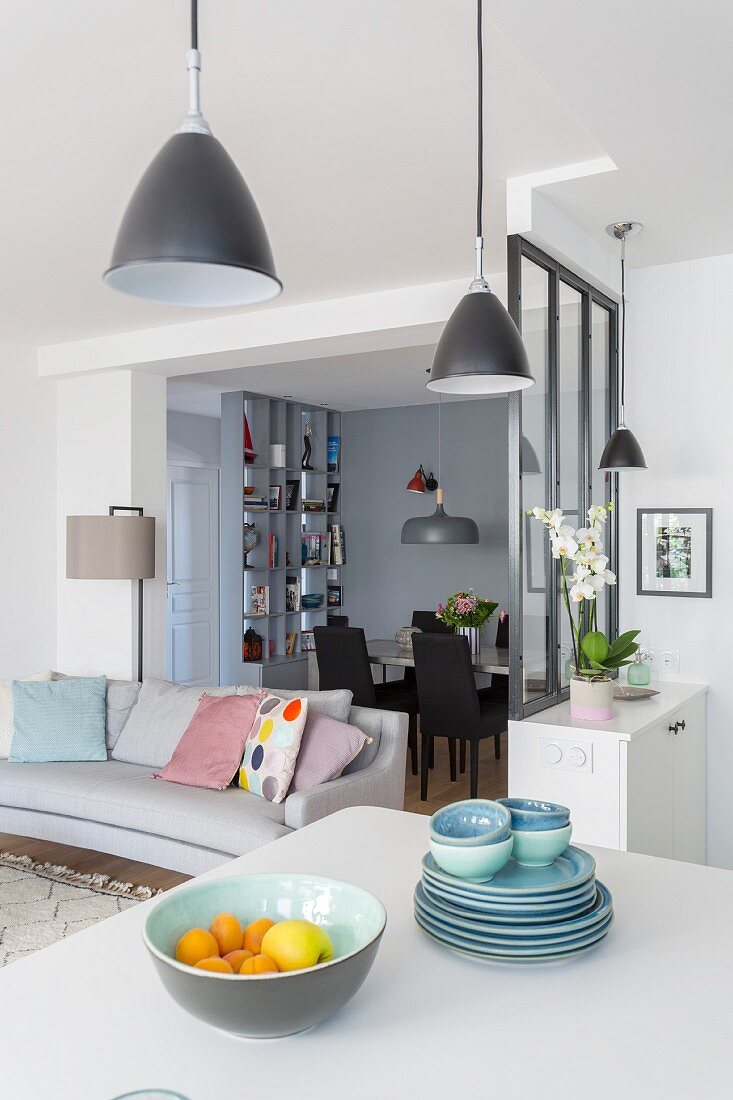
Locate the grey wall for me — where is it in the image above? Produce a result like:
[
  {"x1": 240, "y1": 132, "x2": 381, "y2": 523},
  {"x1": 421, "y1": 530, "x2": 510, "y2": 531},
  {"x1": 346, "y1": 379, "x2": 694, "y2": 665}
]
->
[
  {"x1": 342, "y1": 398, "x2": 509, "y2": 643},
  {"x1": 167, "y1": 411, "x2": 221, "y2": 467}
]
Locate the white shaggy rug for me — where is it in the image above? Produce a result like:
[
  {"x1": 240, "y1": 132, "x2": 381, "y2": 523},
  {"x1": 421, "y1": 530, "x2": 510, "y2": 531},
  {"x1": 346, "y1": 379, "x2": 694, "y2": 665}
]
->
[{"x1": 0, "y1": 852, "x2": 160, "y2": 966}]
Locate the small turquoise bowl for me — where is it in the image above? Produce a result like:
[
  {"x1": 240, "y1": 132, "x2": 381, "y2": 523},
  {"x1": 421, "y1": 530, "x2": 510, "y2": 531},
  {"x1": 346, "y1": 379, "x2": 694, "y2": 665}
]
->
[
  {"x1": 511, "y1": 824, "x2": 573, "y2": 867},
  {"x1": 428, "y1": 834, "x2": 514, "y2": 882},
  {"x1": 143, "y1": 873, "x2": 386, "y2": 1039},
  {"x1": 498, "y1": 797, "x2": 570, "y2": 832},
  {"x1": 430, "y1": 799, "x2": 512, "y2": 848}
]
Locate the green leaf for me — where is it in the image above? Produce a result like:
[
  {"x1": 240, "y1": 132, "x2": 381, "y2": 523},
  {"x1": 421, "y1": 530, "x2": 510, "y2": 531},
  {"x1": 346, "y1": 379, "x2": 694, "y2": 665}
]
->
[
  {"x1": 580, "y1": 631, "x2": 609, "y2": 664},
  {"x1": 607, "y1": 629, "x2": 640, "y2": 657}
]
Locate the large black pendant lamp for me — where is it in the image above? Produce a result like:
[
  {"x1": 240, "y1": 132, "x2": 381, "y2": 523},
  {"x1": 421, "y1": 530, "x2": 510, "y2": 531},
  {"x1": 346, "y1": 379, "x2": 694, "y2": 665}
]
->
[
  {"x1": 427, "y1": 0, "x2": 533, "y2": 395},
  {"x1": 598, "y1": 222, "x2": 647, "y2": 470},
  {"x1": 104, "y1": 0, "x2": 281, "y2": 308},
  {"x1": 401, "y1": 396, "x2": 479, "y2": 545}
]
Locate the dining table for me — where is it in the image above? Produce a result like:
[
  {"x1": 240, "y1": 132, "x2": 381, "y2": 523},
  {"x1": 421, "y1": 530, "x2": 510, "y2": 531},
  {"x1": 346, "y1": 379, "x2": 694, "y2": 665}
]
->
[{"x1": 367, "y1": 638, "x2": 509, "y2": 676}]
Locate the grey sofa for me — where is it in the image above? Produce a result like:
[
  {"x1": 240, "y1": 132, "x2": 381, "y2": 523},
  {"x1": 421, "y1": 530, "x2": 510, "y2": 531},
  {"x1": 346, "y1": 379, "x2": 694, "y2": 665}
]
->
[{"x1": 0, "y1": 687, "x2": 408, "y2": 876}]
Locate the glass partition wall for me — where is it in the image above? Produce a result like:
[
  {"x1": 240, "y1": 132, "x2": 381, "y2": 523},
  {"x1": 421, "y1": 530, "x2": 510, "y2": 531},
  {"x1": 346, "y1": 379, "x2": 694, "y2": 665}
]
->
[{"x1": 508, "y1": 236, "x2": 619, "y2": 719}]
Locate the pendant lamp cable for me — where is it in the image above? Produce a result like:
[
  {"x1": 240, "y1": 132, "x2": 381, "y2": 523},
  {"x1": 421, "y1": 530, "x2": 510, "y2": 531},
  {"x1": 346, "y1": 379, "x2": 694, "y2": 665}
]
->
[
  {"x1": 620, "y1": 237, "x2": 626, "y2": 421},
  {"x1": 438, "y1": 393, "x2": 442, "y2": 485},
  {"x1": 473, "y1": 0, "x2": 486, "y2": 285},
  {"x1": 191, "y1": 0, "x2": 198, "y2": 50}
]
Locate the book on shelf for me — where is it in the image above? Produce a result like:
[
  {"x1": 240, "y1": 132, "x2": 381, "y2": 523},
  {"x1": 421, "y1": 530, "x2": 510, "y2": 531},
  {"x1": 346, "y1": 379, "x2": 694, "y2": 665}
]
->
[
  {"x1": 268, "y1": 532, "x2": 280, "y2": 569},
  {"x1": 327, "y1": 584, "x2": 343, "y2": 608},
  {"x1": 326, "y1": 483, "x2": 340, "y2": 512},
  {"x1": 244, "y1": 491, "x2": 268, "y2": 511},
  {"x1": 250, "y1": 584, "x2": 269, "y2": 616},
  {"x1": 328, "y1": 523, "x2": 346, "y2": 565},
  {"x1": 327, "y1": 435, "x2": 340, "y2": 473},
  {"x1": 285, "y1": 575, "x2": 301, "y2": 612},
  {"x1": 302, "y1": 499, "x2": 325, "y2": 512},
  {"x1": 301, "y1": 629, "x2": 316, "y2": 652},
  {"x1": 301, "y1": 532, "x2": 328, "y2": 566},
  {"x1": 285, "y1": 479, "x2": 300, "y2": 511}
]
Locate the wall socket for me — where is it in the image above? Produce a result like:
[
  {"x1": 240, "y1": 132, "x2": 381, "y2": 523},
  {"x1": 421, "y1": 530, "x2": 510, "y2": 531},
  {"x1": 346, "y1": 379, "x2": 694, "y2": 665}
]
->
[{"x1": 644, "y1": 648, "x2": 680, "y2": 674}]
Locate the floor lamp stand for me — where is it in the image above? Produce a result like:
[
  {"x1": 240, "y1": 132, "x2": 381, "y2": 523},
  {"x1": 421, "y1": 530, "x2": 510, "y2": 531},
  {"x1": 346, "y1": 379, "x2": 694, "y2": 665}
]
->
[{"x1": 110, "y1": 505, "x2": 145, "y2": 683}]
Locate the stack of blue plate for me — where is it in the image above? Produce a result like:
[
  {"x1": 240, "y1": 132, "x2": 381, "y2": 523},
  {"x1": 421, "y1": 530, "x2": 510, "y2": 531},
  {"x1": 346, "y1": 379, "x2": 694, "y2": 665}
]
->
[{"x1": 414, "y1": 845, "x2": 613, "y2": 964}]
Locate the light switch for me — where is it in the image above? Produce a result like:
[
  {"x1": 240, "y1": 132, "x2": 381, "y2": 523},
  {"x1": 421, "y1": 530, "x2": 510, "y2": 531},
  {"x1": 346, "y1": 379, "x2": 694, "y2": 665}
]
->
[{"x1": 539, "y1": 736, "x2": 593, "y2": 773}]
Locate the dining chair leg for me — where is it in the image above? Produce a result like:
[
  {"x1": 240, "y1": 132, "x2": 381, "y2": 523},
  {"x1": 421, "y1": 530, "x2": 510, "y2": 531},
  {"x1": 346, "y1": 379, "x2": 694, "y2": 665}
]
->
[
  {"x1": 494, "y1": 731, "x2": 501, "y2": 761},
  {"x1": 470, "y1": 741, "x2": 479, "y2": 799},
  {"x1": 459, "y1": 740, "x2": 466, "y2": 774},
  {"x1": 429, "y1": 739, "x2": 435, "y2": 770},
  {"x1": 448, "y1": 739, "x2": 457, "y2": 782},
  {"x1": 408, "y1": 719, "x2": 418, "y2": 776},
  {"x1": 420, "y1": 734, "x2": 431, "y2": 801}
]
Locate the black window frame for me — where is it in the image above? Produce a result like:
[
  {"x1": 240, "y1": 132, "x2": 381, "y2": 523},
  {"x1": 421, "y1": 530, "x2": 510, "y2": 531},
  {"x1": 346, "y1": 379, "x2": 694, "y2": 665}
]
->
[{"x1": 507, "y1": 235, "x2": 619, "y2": 719}]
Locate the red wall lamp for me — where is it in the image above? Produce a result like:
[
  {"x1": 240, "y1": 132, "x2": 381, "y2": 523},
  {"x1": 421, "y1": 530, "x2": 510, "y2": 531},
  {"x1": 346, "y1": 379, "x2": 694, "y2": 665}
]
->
[{"x1": 406, "y1": 465, "x2": 438, "y2": 494}]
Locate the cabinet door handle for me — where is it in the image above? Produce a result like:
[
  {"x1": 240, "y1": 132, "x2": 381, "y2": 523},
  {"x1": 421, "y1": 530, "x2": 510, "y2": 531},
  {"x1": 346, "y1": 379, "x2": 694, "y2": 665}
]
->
[
  {"x1": 669, "y1": 722, "x2": 679, "y2": 735},
  {"x1": 678, "y1": 719, "x2": 686, "y2": 732}
]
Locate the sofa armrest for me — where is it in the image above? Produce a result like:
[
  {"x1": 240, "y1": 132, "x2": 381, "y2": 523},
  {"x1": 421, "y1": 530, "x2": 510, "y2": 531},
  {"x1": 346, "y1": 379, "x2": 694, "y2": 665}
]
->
[{"x1": 284, "y1": 709, "x2": 408, "y2": 830}]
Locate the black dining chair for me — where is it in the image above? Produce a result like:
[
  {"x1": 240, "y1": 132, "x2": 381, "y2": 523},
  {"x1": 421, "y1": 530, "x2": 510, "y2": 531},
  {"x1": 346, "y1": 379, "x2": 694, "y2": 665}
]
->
[
  {"x1": 464, "y1": 614, "x2": 508, "y2": 772},
  {"x1": 313, "y1": 626, "x2": 419, "y2": 775},
  {"x1": 412, "y1": 632, "x2": 507, "y2": 801}
]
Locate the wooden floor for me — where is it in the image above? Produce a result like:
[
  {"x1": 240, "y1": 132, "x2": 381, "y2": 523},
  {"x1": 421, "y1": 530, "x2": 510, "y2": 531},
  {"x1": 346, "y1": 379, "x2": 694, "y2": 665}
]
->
[
  {"x1": 0, "y1": 738, "x2": 506, "y2": 892},
  {"x1": 403, "y1": 733, "x2": 507, "y2": 815}
]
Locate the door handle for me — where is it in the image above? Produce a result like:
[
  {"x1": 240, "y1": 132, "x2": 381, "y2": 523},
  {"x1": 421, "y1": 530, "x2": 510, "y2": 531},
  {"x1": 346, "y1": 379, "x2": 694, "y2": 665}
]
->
[
  {"x1": 669, "y1": 722, "x2": 679, "y2": 735},
  {"x1": 167, "y1": 581, "x2": 181, "y2": 587},
  {"x1": 678, "y1": 719, "x2": 686, "y2": 732}
]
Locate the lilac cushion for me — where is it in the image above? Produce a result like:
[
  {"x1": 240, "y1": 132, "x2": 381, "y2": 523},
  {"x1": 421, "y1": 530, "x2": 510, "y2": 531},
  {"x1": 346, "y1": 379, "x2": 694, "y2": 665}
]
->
[
  {"x1": 152, "y1": 693, "x2": 260, "y2": 790},
  {"x1": 288, "y1": 711, "x2": 370, "y2": 793}
]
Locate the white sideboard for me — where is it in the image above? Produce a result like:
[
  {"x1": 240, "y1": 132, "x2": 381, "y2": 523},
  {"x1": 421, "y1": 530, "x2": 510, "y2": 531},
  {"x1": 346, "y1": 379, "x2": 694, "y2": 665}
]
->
[{"x1": 508, "y1": 682, "x2": 707, "y2": 863}]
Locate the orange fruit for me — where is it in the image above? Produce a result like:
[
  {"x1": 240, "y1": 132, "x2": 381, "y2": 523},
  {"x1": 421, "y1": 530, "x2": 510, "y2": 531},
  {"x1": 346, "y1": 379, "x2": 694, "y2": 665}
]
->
[
  {"x1": 223, "y1": 949, "x2": 253, "y2": 971},
  {"x1": 194, "y1": 956, "x2": 234, "y2": 973},
  {"x1": 176, "y1": 928, "x2": 220, "y2": 966},
  {"x1": 243, "y1": 917, "x2": 275, "y2": 955},
  {"x1": 240, "y1": 953, "x2": 279, "y2": 975},
  {"x1": 210, "y1": 912, "x2": 244, "y2": 956}
]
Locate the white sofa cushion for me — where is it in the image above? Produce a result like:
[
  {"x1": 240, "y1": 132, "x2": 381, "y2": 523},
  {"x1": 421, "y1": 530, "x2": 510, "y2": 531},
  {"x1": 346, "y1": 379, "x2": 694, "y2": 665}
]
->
[
  {"x1": 112, "y1": 679, "x2": 235, "y2": 768},
  {"x1": 236, "y1": 686, "x2": 352, "y2": 723},
  {"x1": 0, "y1": 759, "x2": 289, "y2": 854},
  {"x1": 105, "y1": 680, "x2": 142, "y2": 750}
]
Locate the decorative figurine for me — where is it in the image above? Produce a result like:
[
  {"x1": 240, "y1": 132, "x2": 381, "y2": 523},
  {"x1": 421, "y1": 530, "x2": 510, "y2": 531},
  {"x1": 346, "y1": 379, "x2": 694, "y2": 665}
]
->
[
  {"x1": 243, "y1": 523, "x2": 261, "y2": 569},
  {"x1": 302, "y1": 421, "x2": 314, "y2": 470},
  {"x1": 242, "y1": 627, "x2": 263, "y2": 662}
]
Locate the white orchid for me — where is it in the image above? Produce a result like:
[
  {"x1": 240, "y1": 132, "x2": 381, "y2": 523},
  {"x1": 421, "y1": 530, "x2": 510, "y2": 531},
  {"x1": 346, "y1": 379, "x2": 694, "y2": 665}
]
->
[
  {"x1": 575, "y1": 526, "x2": 601, "y2": 549},
  {"x1": 550, "y1": 533, "x2": 579, "y2": 559},
  {"x1": 569, "y1": 580, "x2": 595, "y2": 602}
]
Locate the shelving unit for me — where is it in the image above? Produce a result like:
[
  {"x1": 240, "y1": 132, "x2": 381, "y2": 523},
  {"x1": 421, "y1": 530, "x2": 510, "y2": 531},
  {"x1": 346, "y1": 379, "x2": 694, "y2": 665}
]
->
[{"x1": 221, "y1": 391, "x2": 343, "y2": 688}]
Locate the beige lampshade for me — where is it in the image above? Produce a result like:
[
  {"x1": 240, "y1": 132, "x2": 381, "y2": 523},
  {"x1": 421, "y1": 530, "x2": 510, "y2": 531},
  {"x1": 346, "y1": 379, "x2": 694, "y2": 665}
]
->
[{"x1": 66, "y1": 515, "x2": 156, "y2": 580}]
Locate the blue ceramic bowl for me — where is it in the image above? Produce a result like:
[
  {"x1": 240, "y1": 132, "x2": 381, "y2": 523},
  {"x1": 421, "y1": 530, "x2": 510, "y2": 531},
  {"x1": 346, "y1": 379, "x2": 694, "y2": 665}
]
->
[
  {"x1": 498, "y1": 797, "x2": 570, "y2": 832},
  {"x1": 511, "y1": 824, "x2": 573, "y2": 867},
  {"x1": 143, "y1": 873, "x2": 386, "y2": 1039},
  {"x1": 428, "y1": 834, "x2": 514, "y2": 882},
  {"x1": 430, "y1": 799, "x2": 512, "y2": 848}
]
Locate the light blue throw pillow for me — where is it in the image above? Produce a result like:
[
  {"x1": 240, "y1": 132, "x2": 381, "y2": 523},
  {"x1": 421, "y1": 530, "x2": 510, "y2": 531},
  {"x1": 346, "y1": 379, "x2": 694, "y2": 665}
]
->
[{"x1": 10, "y1": 677, "x2": 107, "y2": 762}]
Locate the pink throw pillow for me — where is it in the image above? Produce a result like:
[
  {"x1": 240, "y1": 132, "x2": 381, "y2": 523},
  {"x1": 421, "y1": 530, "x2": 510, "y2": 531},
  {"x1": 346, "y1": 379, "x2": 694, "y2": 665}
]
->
[
  {"x1": 152, "y1": 693, "x2": 260, "y2": 790},
  {"x1": 288, "y1": 711, "x2": 370, "y2": 793}
]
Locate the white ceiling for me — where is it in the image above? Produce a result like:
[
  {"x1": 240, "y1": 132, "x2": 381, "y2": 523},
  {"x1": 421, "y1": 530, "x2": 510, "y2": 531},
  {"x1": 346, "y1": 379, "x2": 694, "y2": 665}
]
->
[
  {"x1": 489, "y1": 0, "x2": 733, "y2": 268},
  {"x1": 2, "y1": 0, "x2": 602, "y2": 345}
]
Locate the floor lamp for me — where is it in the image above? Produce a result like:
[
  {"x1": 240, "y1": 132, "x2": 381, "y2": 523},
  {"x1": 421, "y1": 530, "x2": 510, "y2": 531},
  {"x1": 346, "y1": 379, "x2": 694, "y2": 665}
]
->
[{"x1": 66, "y1": 507, "x2": 156, "y2": 683}]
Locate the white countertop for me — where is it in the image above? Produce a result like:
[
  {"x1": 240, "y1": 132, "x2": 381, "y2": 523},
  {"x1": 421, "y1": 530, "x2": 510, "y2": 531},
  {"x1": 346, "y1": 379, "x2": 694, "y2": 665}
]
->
[
  {"x1": 518, "y1": 680, "x2": 707, "y2": 740},
  {"x1": 1, "y1": 806, "x2": 732, "y2": 1099}
]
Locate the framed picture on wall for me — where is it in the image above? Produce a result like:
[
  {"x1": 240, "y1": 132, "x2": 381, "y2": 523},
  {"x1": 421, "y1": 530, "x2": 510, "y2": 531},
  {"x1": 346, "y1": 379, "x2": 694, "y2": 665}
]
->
[{"x1": 637, "y1": 508, "x2": 713, "y2": 598}]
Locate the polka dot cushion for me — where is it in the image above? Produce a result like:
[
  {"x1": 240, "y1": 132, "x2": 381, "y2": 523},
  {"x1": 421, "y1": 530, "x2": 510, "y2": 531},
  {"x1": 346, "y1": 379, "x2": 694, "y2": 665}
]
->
[{"x1": 239, "y1": 694, "x2": 309, "y2": 803}]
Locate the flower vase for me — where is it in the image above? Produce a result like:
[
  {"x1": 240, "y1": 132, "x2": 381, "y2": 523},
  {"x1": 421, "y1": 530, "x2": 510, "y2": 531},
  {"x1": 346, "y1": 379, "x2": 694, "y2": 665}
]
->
[
  {"x1": 458, "y1": 626, "x2": 481, "y2": 656},
  {"x1": 569, "y1": 675, "x2": 613, "y2": 722}
]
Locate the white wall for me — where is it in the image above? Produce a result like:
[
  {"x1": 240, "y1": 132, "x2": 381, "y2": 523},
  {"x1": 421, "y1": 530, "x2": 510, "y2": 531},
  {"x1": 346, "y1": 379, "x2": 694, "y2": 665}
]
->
[
  {"x1": 0, "y1": 341, "x2": 57, "y2": 678},
  {"x1": 621, "y1": 254, "x2": 733, "y2": 868},
  {"x1": 167, "y1": 411, "x2": 221, "y2": 467},
  {"x1": 57, "y1": 371, "x2": 166, "y2": 680}
]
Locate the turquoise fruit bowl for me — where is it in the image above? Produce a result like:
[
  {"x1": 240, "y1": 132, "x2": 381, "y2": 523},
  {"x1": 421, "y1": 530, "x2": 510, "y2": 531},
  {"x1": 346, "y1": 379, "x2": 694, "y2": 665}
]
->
[
  {"x1": 498, "y1": 797, "x2": 570, "y2": 832},
  {"x1": 511, "y1": 824, "x2": 573, "y2": 867},
  {"x1": 428, "y1": 834, "x2": 514, "y2": 883},
  {"x1": 430, "y1": 799, "x2": 511, "y2": 848},
  {"x1": 143, "y1": 873, "x2": 386, "y2": 1039}
]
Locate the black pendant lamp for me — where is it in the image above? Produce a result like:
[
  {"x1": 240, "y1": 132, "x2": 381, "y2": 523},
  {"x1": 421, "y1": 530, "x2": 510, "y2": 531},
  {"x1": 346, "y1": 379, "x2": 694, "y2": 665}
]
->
[
  {"x1": 401, "y1": 397, "x2": 479, "y2": 545},
  {"x1": 104, "y1": 0, "x2": 281, "y2": 308},
  {"x1": 427, "y1": 0, "x2": 533, "y2": 395},
  {"x1": 598, "y1": 222, "x2": 647, "y2": 470}
]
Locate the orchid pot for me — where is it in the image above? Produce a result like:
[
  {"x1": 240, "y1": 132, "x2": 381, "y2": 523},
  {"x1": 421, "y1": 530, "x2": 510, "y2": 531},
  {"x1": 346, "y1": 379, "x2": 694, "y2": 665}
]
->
[{"x1": 569, "y1": 673, "x2": 613, "y2": 722}]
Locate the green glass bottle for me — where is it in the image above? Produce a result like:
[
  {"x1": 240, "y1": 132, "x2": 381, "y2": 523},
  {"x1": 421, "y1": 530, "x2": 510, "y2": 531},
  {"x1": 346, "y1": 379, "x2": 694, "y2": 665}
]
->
[{"x1": 627, "y1": 650, "x2": 650, "y2": 686}]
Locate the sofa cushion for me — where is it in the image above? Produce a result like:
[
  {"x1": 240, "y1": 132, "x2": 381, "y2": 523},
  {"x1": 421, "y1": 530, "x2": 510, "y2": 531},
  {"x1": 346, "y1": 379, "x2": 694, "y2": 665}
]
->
[
  {"x1": 112, "y1": 679, "x2": 236, "y2": 768},
  {"x1": 239, "y1": 695, "x2": 308, "y2": 803},
  {"x1": 105, "y1": 680, "x2": 142, "y2": 750},
  {"x1": 9, "y1": 677, "x2": 107, "y2": 763},
  {"x1": 236, "y1": 686, "x2": 352, "y2": 723},
  {"x1": 342, "y1": 706, "x2": 383, "y2": 773},
  {"x1": 0, "y1": 671, "x2": 54, "y2": 758},
  {"x1": 153, "y1": 693, "x2": 260, "y2": 790},
  {"x1": 289, "y1": 712, "x2": 370, "y2": 793},
  {"x1": 0, "y1": 760, "x2": 289, "y2": 854}
]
